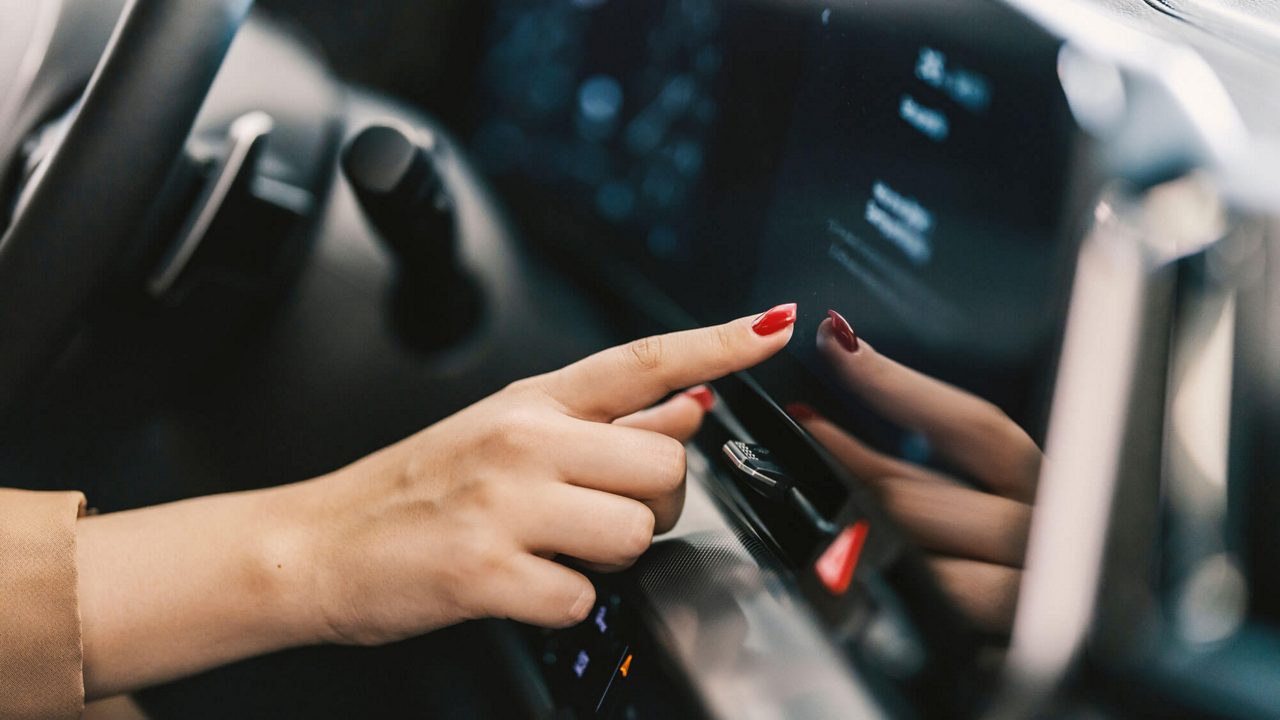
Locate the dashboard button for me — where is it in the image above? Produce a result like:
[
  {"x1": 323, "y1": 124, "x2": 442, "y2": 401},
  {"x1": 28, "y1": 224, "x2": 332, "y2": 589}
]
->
[
  {"x1": 815, "y1": 521, "x2": 870, "y2": 595},
  {"x1": 722, "y1": 440, "x2": 792, "y2": 499},
  {"x1": 592, "y1": 603, "x2": 610, "y2": 634}
]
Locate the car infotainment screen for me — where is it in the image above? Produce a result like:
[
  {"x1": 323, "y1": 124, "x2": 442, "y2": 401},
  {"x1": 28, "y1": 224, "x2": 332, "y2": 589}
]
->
[
  {"x1": 741, "y1": 0, "x2": 1082, "y2": 438},
  {"x1": 470, "y1": 0, "x2": 1085, "y2": 438}
]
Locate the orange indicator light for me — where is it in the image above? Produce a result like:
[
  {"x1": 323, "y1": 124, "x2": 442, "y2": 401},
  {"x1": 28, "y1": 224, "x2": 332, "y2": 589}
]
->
[{"x1": 619, "y1": 654, "x2": 633, "y2": 678}]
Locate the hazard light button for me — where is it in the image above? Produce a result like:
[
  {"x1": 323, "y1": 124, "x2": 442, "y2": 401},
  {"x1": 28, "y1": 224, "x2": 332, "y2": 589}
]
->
[{"x1": 814, "y1": 521, "x2": 869, "y2": 595}]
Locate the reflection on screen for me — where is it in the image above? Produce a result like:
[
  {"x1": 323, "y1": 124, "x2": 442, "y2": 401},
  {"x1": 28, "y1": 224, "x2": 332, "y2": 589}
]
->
[{"x1": 739, "y1": 1, "x2": 1083, "y2": 442}]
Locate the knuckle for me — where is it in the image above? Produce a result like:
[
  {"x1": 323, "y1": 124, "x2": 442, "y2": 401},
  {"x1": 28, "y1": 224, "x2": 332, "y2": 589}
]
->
[
  {"x1": 586, "y1": 503, "x2": 655, "y2": 565},
  {"x1": 622, "y1": 506, "x2": 657, "y2": 557},
  {"x1": 476, "y1": 541, "x2": 511, "y2": 579},
  {"x1": 463, "y1": 535, "x2": 510, "y2": 586},
  {"x1": 653, "y1": 504, "x2": 682, "y2": 536},
  {"x1": 560, "y1": 581, "x2": 595, "y2": 626},
  {"x1": 459, "y1": 546, "x2": 516, "y2": 619},
  {"x1": 436, "y1": 537, "x2": 483, "y2": 613},
  {"x1": 491, "y1": 408, "x2": 545, "y2": 452},
  {"x1": 971, "y1": 398, "x2": 1015, "y2": 437},
  {"x1": 501, "y1": 377, "x2": 536, "y2": 398},
  {"x1": 998, "y1": 500, "x2": 1033, "y2": 545},
  {"x1": 625, "y1": 335, "x2": 665, "y2": 372},
  {"x1": 655, "y1": 438, "x2": 688, "y2": 493},
  {"x1": 712, "y1": 323, "x2": 736, "y2": 355},
  {"x1": 504, "y1": 375, "x2": 550, "y2": 401}
]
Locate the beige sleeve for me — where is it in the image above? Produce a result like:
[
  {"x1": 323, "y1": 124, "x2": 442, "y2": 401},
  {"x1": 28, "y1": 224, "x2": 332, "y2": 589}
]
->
[{"x1": 0, "y1": 488, "x2": 87, "y2": 720}]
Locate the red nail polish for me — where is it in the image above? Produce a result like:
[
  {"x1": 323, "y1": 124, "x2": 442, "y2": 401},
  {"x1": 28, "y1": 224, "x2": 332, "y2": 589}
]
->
[
  {"x1": 827, "y1": 309, "x2": 859, "y2": 352},
  {"x1": 785, "y1": 402, "x2": 819, "y2": 422},
  {"x1": 682, "y1": 385, "x2": 716, "y2": 411},
  {"x1": 752, "y1": 303, "x2": 798, "y2": 336}
]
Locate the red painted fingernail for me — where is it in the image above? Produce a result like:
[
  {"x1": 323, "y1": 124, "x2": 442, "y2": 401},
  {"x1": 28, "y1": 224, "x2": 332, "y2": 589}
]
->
[
  {"x1": 752, "y1": 303, "x2": 798, "y2": 336},
  {"x1": 827, "y1": 309, "x2": 859, "y2": 352},
  {"x1": 785, "y1": 402, "x2": 819, "y2": 422},
  {"x1": 682, "y1": 385, "x2": 716, "y2": 411}
]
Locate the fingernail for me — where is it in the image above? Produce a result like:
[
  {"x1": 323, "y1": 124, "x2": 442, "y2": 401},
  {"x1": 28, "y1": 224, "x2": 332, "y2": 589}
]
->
[
  {"x1": 752, "y1": 303, "x2": 798, "y2": 336},
  {"x1": 827, "y1": 309, "x2": 859, "y2": 352},
  {"x1": 682, "y1": 385, "x2": 716, "y2": 411},
  {"x1": 785, "y1": 402, "x2": 819, "y2": 422}
]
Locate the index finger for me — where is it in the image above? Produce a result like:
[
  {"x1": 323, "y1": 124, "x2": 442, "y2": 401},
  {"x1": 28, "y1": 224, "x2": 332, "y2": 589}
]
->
[
  {"x1": 539, "y1": 304, "x2": 797, "y2": 421},
  {"x1": 817, "y1": 314, "x2": 1040, "y2": 502}
]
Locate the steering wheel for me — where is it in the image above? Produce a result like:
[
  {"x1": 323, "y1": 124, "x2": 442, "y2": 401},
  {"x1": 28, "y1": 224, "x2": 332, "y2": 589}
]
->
[{"x1": 0, "y1": 0, "x2": 252, "y2": 411}]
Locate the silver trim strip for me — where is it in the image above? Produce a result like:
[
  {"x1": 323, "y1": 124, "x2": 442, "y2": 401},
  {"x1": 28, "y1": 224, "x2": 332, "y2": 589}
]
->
[
  {"x1": 990, "y1": 185, "x2": 1191, "y2": 716},
  {"x1": 721, "y1": 442, "x2": 781, "y2": 492},
  {"x1": 148, "y1": 110, "x2": 273, "y2": 296},
  {"x1": 990, "y1": 198, "x2": 1147, "y2": 716}
]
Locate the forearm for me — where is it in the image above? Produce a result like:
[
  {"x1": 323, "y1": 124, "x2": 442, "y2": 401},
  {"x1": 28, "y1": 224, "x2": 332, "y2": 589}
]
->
[{"x1": 75, "y1": 482, "x2": 321, "y2": 699}]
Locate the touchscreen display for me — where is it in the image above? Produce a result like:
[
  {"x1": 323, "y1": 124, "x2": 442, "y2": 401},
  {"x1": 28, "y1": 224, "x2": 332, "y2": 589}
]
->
[
  {"x1": 741, "y1": 1, "x2": 1081, "y2": 437},
  {"x1": 470, "y1": 0, "x2": 1082, "y2": 435}
]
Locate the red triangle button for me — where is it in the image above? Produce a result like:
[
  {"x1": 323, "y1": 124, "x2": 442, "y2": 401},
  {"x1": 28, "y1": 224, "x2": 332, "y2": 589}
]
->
[{"x1": 815, "y1": 522, "x2": 869, "y2": 595}]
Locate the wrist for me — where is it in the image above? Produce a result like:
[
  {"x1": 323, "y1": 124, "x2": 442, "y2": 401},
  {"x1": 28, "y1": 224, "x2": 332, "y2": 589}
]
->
[
  {"x1": 76, "y1": 483, "x2": 344, "y2": 697},
  {"x1": 249, "y1": 479, "x2": 337, "y2": 648}
]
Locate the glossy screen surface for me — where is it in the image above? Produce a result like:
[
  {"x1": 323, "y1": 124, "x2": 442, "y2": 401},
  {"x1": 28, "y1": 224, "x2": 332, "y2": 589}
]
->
[{"x1": 469, "y1": 0, "x2": 1082, "y2": 439}]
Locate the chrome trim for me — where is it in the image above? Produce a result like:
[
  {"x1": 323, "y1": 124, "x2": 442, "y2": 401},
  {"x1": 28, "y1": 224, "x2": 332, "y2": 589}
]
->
[
  {"x1": 989, "y1": 192, "x2": 1154, "y2": 717},
  {"x1": 148, "y1": 110, "x2": 273, "y2": 296},
  {"x1": 721, "y1": 441, "x2": 782, "y2": 492},
  {"x1": 991, "y1": 174, "x2": 1228, "y2": 717}
]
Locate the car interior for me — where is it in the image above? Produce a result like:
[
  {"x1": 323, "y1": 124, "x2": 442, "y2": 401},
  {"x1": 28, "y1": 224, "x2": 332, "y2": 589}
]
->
[{"x1": 2, "y1": 0, "x2": 1280, "y2": 717}]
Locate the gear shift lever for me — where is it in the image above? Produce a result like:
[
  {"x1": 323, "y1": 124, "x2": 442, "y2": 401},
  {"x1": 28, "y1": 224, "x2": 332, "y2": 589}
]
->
[{"x1": 342, "y1": 124, "x2": 480, "y2": 350}]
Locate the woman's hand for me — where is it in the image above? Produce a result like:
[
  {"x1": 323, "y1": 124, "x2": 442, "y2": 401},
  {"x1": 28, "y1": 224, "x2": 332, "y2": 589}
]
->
[
  {"x1": 77, "y1": 305, "x2": 797, "y2": 697},
  {"x1": 286, "y1": 306, "x2": 796, "y2": 645},
  {"x1": 788, "y1": 310, "x2": 1040, "y2": 633}
]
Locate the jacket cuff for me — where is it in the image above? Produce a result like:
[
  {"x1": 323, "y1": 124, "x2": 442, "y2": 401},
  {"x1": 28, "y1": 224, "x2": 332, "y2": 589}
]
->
[{"x1": 0, "y1": 488, "x2": 87, "y2": 720}]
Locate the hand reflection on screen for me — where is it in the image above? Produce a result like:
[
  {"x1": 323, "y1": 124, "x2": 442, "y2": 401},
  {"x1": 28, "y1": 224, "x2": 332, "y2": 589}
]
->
[{"x1": 788, "y1": 310, "x2": 1042, "y2": 634}]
